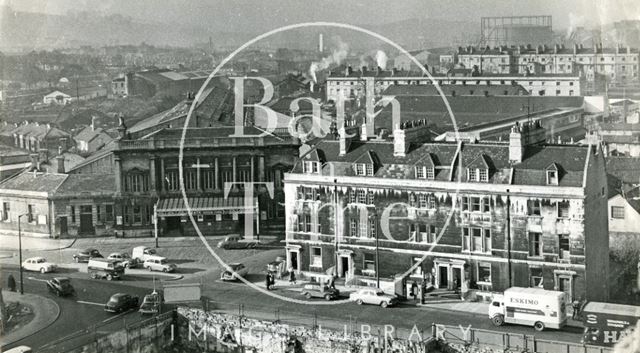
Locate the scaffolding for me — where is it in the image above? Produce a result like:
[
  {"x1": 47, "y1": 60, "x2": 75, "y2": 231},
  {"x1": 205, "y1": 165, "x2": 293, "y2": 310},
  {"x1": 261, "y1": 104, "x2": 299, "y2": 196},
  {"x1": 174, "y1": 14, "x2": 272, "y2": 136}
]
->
[{"x1": 481, "y1": 16, "x2": 553, "y2": 47}]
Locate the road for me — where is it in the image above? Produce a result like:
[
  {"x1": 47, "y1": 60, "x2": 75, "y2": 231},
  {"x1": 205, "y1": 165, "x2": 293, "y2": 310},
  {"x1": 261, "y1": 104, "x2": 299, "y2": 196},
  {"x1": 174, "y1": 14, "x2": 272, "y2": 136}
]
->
[{"x1": 1, "y1": 246, "x2": 585, "y2": 352}]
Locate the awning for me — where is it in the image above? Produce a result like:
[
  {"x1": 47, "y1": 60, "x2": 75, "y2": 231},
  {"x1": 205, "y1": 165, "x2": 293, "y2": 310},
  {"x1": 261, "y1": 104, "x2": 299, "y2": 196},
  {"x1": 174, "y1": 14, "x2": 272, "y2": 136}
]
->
[{"x1": 156, "y1": 196, "x2": 257, "y2": 216}]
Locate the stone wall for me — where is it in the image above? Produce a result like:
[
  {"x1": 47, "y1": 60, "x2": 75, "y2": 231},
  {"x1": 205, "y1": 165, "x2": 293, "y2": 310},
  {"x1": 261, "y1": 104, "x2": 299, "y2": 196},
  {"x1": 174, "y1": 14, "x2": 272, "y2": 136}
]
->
[{"x1": 176, "y1": 307, "x2": 438, "y2": 353}]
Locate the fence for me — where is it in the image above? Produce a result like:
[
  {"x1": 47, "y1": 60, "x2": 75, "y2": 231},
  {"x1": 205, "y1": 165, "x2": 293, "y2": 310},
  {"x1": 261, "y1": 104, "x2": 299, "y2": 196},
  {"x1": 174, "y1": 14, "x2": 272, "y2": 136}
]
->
[
  {"x1": 435, "y1": 323, "x2": 613, "y2": 353},
  {"x1": 36, "y1": 310, "x2": 175, "y2": 353}
]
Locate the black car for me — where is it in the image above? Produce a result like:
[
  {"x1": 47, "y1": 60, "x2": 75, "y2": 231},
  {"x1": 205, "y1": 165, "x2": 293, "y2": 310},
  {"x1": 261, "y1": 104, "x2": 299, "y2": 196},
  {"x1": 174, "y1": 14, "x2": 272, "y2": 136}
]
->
[
  {"x1": 73, "y1": 248, "x2": 103, "y2": 263},
  {"x1": 46, "y1": 277, "x2": 74, "y2": 297},
  {"x1": 104, "y1": 293, "x2": 139, "y2": 313},
  {"x1": 301, "y1": 283, "x2": 341, "y2": 300}
]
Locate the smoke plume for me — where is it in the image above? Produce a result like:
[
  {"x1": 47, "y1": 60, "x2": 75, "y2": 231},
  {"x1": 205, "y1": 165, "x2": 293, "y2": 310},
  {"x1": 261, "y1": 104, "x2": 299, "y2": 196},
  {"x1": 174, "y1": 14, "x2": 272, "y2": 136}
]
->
[
  {"x1": 375, "y1": 50, "x2": 388, "y2": 70},
  {"x1": 566, "y1": 13, "x2": 586, "y2": 40},
  {"x1": 309, "y1": 37, "x2": 349, "y2": 83}
]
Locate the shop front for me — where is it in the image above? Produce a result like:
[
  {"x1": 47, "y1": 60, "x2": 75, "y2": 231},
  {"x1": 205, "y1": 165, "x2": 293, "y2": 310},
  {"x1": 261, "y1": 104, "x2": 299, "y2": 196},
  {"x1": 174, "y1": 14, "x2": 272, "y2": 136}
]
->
[{"x1": 154, "y1": 196, "x2": 259, "y2": 238}]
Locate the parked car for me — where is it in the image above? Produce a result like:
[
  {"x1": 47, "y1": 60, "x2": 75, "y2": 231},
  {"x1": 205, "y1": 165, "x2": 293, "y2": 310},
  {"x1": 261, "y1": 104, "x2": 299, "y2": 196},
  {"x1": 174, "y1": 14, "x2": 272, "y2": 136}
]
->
[
  {"x1": 3, "y1": 346, "x2": 32, "y2": 353},
  {"x1": 107, "y1": 252, "x2": 139, "y2": 268},
  {"x1": 22, "y1": 257, "x2": 56, "y2": 273},
  {"x1": 350, "y1": 288, "x2": 398, "y2": 308},
  {"x1": 73, "y1": 248, "x2": 102, "y2": 263},
  {"x1": 104, "y1": 293, "x2": 139, "y2": 313},
  {"x1": 88, "y1": 258, "x2": 125, "y2": 280},
  {"x1": 132, "y1": 246, "x2": 158, "y2": 262},
  {"x1": 46, "y1": 277, "x2": 74, "y2": 297},
  {"x1": 139, "y1": 291, "x2": 161, "y2": 315},
  {"x1": 217, "y1": 235, "x2": 258, "y2": 249},
  {"x1": 143, "y1": 256, "x2": 177, "y2": 273},
  {"x1": 220, "y1": 263, "x2": 249, "y2": 281},
  {"x1": 301, "y1": 283, "x2": 340, "y2": 300}
]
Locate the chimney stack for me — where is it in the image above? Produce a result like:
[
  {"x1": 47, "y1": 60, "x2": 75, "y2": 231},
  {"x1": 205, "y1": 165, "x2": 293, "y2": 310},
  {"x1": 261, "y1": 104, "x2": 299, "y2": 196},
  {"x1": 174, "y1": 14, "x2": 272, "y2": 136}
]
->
[
  {"x1": 573, "y1": 44, "x2": 578, "y2": 55},
  {"x1": 509, "y1": 123, "x2": 524, "y2": 163},
  {"x1": 91, "y1": 116, "x2": 96, "y2": 131},
  {"x1": 360, "y1": 123, "x2": 368, "y2": 141},
  {"x1": 338, "y1": 127, "x2": 348, "y2": 156},
  {"x1": 318, "y1": 33, "x2": 324, "y2": 53},
  {"x1": 393, "y1": 126, "x2": 406, "y2": 157},
  {"x1": 56, "y1": 154, "x2": 65, "y2": 174},
  {"x1": 29, "y1": 153, "x2": 39, "y2": 171}
]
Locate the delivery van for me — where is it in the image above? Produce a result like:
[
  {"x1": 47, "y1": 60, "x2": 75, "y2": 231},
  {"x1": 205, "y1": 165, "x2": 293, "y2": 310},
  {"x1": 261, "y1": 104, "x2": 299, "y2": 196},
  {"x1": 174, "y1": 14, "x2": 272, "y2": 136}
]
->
[
  {"x1": 489, "y1": 287, "x2": 567, "y2": 331},
  {"x1": 132, "y1": 246, "x2": 158, "y2": 262},
  {"x1": 581, "y1": 301, "x2": 640, "y2": 347},
  {"x1": 87, "y1": 258, "x2": 125, "y2": 280}
]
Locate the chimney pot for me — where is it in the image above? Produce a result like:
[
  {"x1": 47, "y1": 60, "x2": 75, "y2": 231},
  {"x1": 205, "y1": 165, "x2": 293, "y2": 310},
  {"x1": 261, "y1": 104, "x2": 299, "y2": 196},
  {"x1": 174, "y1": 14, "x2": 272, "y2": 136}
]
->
[{"x1": 56, "y1": 154, "x2": 65, "y2": 174}]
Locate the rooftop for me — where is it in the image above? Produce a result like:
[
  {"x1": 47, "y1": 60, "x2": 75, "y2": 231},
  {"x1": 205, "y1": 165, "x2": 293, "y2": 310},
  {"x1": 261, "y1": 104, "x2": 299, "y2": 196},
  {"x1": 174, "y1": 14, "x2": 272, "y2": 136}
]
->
[{"x1": 0, "y1": 171, "x2": 67, "y2": 194}]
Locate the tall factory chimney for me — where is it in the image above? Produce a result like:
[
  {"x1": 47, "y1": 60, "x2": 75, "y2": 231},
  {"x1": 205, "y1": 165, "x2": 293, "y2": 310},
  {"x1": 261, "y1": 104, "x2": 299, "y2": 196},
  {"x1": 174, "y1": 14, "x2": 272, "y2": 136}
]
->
[{"x1": 318, "y1": 33, "x2": 324, "y2": 53}]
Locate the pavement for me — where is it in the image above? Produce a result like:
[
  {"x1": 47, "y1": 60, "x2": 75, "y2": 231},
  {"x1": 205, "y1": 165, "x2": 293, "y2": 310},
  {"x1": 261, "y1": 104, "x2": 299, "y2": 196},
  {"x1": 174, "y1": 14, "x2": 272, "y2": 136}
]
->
[
  {"x1": 0, "y1": 235, "x2": 77, "y2": 252},
  {"x1": 1, "y1": 290, "x2": 60, "y2": 347}
]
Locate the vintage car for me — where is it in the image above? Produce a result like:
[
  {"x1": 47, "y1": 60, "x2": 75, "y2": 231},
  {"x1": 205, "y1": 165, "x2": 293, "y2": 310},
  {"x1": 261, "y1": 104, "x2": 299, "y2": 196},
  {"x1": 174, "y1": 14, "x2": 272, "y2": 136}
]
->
[
  {"x1": 22, "y1": 257, "x2": 56, "y2": 273},
  {"x1": 73, "y1": 248, "x2": 103, "y2": 263},
  {"x1": 46, "y1": 277, "x2": 74, "y2": 297},
  {"x1": 107, "y1": 252, "x2": 139, "y2": 268},
  {"x1": 301, "y1": 283, "x2": 340, "y2": 300},
  {"x1": 139, "y1": 291, "x2": 161, "y2": 315},
  {"x1": 220, "y1": 263, "x2": 249, "y2": 281},
  {"x1": 349, "y1": 288, "x2": 398, "y2": 308},
  {"x1": 143, "y1": 256, "x2": 177, "y2": 273},
  {"x1": 104, "y1": 293, "x2": 139, "y2": 313},
  {"x1": 216, "y1": 235, "x2": 258, "y2": 249}
]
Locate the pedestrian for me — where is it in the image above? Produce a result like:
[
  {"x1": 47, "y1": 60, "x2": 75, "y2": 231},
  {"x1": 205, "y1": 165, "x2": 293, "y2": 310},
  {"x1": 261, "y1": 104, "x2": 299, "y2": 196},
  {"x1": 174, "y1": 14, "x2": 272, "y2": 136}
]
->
[
  {"x1": 454, "y1": 276, "x2": 460, "y2": 294},
  {"x1": 265, "y1": 273, "x2": 272, "y2": 291},
  {"x1": 410, "y1": 281, "x2": 418, "y2": 301},
  {"x1": 328, "y1": 274, "x2": 336, "y2": 290},
  {"x1": 270, "y1": 272, "x2": 276, "y2": 289},
  {"x1": 289, "y1": 269, "x2": 296, "y2": 285},
  {"x1": 572, "y1": 297, "x2": 583, "y2": 320},
  {"x1": 8, "y1": 274, "x2": 16, "y2": 292}
]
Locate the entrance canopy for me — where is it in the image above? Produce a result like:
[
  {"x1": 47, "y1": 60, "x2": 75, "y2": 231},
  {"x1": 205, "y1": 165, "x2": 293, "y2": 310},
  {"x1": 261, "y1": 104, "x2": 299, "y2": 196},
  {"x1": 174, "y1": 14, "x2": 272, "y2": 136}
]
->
[{"x1": 156, "y1": 196, "x2": 257, "y2": 217}]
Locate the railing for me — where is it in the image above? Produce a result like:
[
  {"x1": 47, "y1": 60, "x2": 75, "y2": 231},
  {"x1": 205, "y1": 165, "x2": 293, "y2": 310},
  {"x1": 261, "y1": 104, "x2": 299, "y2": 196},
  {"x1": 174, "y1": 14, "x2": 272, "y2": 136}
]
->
[{"x1": 434, "y1": 323, "x2": 613, "y2": 353}]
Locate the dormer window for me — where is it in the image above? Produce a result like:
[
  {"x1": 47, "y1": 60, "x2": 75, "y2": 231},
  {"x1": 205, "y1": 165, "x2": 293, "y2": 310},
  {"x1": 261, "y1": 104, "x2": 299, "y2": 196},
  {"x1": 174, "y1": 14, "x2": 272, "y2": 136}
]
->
[
  {"x1": 468, "y1": 168, "x2": 489, "y2": 182},
  {"x1": 415, "y1": 166, "x2": 435, "y2": 180},
  {"x1": 303, "y1": 161, "x2": 320, "y2": 174},
  {"x1": 354, "y1": 163, "x2": 374, "y2": 176},
  {"x1": 546, "y1": 163, "x2": 561, "y2": 185}
]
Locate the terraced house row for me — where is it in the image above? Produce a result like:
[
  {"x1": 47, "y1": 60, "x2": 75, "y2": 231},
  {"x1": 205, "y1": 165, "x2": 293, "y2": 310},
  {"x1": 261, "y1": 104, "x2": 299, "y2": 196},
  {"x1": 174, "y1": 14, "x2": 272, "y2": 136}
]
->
[{"x1": 284, "y1": 120, "x2": 609, "y2": 303}]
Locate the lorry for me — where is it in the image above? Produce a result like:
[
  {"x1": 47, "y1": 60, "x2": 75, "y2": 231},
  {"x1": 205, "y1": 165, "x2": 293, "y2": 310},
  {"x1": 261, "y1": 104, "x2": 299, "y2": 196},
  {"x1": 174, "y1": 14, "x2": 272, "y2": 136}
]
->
[
  {"x1": 87, "y1": 258, "x2": 125, "y2": 280},
  {"x1": 581, "y1": 301, "x2": 640, "y2": 347},
  {"x1": 489, "y1": 287, "x2": 567, "y2": 331}
]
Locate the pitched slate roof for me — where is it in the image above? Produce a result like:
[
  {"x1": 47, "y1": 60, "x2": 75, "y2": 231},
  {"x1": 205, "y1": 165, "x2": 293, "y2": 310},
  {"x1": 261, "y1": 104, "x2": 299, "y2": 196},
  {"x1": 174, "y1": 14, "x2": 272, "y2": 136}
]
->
[
  {"x1": 54, "y1": 174, "x2": 115, "y2": 196},
  {"x1": 0, "y1": 171, "x2": 67, "y2": 193},
  {"x1": 294, "y1": 138, "x2": 591, "y2": 187},
  {"x1": 382, "y1": 84, "x2": 529, "y2": 97},
  {"x1": 606, "y1": 157, "x2": 640, "y2": 185}
]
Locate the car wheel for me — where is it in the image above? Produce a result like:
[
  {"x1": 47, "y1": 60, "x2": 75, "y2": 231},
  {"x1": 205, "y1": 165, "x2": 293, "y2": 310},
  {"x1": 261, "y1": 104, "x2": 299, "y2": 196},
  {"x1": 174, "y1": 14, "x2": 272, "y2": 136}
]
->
[
  {"x1": 106, "y1": 274, "x2": 113, "y2": 281},
  {"x1": 124, "y1": 263, "x2": 129, "y2": 268},
  {"x1": 491, "y1": 315, "x2": 504, "y2": 327},
  {"x1": 74, "y1": 257, "x2": 79, "y2": 263},
  {"x1": 304, "y1": 292, "x2": 312, "y2": 299},
  {"x1": 356, "y1": 299, "x2": 363, "y2": 305},
  {"x1": 162, "y1": 268, "x2": 168, "y2": 273},
  {"x1": 147, "y1": 266, "x2": 152, "y2": 272},
  {"x1": 534, "y1": 321, "x2": 545, "y2": 332},
  {"x1": 380, "y1": 301, "x2": 389, "y2": 308},
  {"x1": 324, "y1": 294, "x2": 332, "y2": 301},
  {"x1": 40, "y1": 268, "x2": 46, "y2": 274}
]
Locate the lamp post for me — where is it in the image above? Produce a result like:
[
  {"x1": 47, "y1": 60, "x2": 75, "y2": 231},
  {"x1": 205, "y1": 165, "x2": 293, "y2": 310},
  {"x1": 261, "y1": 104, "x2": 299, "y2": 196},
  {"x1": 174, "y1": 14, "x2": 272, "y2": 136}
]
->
[{"x1": 18, "y1": 213, "x2": 29, "y2": 295}]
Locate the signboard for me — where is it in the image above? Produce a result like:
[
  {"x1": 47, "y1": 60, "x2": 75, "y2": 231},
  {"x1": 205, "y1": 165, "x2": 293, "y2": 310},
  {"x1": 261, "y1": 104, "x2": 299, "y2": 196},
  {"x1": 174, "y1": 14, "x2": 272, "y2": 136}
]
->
[{"x1": 116, "y1": 216, "x2": 123, "y2": 225}]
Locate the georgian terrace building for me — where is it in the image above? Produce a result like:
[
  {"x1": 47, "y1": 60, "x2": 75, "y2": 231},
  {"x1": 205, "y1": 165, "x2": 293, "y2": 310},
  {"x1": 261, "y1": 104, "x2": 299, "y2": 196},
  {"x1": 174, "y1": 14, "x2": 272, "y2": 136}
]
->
[{"x1": 283, "y1": 121, "x2": 609, "y2": 303}]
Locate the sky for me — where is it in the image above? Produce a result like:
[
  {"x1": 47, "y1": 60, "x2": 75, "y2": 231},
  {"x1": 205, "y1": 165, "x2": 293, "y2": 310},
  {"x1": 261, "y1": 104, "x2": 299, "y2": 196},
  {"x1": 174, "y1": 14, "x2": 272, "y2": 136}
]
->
[{"x1": 2, "y1": 0, "x2": 639, "y2": 31}]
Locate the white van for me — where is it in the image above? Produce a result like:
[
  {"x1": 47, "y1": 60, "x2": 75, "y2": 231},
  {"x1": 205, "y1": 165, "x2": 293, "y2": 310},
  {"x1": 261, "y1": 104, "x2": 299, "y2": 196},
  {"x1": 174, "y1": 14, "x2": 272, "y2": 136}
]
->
[
  {"x1": 132, "y1": 246, "x2": 158, "y2": 262},
  {"x1": 489, "y1": 287, "x2": 567, "y2": 331}
]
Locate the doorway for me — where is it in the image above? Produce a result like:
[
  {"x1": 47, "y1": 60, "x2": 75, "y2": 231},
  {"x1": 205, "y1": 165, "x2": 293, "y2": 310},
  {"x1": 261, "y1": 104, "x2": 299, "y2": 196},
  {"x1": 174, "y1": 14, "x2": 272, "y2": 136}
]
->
[
  {"x1": 439, "y1": 266, "x2": 449, "y2": 288},
  {"x1": 79, "y1": 205, "x2": 94, "y2": 235},
  {"x1": 453, "y1": 267, "x2": 462, "y2": 290},
  {"x1": 290, "y1": 251, "x2": 298, "y2": 271},
  {"x1": 340, "y1": 256, "x2": 350, "y2": 278},
  {"x1": 558, "y1": 276, "x2": 573, "y2": 302},
  {"x1": 59, "y1": 216, "x2": 68, "y2": 236}
]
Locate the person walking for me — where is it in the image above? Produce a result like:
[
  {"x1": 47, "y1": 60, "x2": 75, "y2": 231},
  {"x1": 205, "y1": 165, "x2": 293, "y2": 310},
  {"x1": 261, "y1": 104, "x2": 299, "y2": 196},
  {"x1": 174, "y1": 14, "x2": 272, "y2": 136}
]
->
[
  {"x1": 265, "y1": 272, "x2": 272, "y2": 291},
  {"x1": 410, "y1": 281, "x2": 418, "y2": 301},
  {"x1": 328, "y1": 274, "x2": 336, "y2": 290},
  {"x1": 288, "y1": 268, "x2": 296, "y2": 285},
  {"x1": 7, "y1": 274, "x2": 16, "y2": 292}
]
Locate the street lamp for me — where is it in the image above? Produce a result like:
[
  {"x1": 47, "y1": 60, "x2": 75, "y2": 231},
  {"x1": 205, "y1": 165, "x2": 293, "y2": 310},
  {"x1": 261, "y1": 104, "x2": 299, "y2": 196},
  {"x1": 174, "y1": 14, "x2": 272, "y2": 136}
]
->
[{"x1": 17, "y1": 213, "x2": 29, "y2": 295}]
